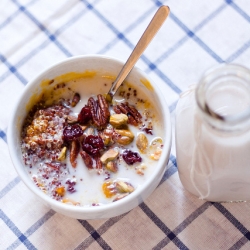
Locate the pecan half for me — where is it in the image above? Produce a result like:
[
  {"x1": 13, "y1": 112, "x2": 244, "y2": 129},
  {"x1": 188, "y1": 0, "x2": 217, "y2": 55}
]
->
[
  {"x1": 95, "y1": 157, "x2": 102, "y2": 170},
  {"x1": 88, "y1": 94, "x2": 110, "y2": 129},
  {"x1": 70, "y1": 140, "x2": 80, "y2": 168},
  {"x1": 113, "y1": 102, "x2": 142, "y2": 126},
  {"x1": 80, "y1": 150, "x2": 93, "y2": 169}
]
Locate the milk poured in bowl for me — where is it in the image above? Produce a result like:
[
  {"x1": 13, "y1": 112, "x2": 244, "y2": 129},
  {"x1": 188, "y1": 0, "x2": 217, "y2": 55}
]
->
[{"x1": 21, "y1": 71, "x2": 165, "y2": 206}]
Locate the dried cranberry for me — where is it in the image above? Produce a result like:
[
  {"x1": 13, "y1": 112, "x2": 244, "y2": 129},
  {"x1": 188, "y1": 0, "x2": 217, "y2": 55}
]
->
[
  {"x1": 122, "y1": 150, "x2": 142, "y2": 165},
  {"x1": 82, "y1": 135, "x2": 104, "y2": 157},
  {"x1": 143, "y1": 127, "x2": 153, "y2": 135},
  {"x1": 63, "y1": 124, "x2": 83, "y2": 142},
  {"x1": 78, "y1": 105, "x2": 92, "y2": 124}
]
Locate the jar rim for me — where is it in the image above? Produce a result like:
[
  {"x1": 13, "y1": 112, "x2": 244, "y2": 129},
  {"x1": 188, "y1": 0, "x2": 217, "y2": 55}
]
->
[{"x1": 195, "y1": 63, "x2": 250, "y2": 125}]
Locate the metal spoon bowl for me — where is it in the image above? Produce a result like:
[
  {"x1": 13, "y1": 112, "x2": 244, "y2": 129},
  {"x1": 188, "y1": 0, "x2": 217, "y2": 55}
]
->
[{"x1": 106, "y1": 5, "x2": 170, "y2": 102}]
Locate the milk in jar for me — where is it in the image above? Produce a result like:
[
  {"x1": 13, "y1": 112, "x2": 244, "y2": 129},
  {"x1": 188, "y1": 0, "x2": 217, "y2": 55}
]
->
[{"x1": 175, "y1": 64, "x2": 250, "y2": 202}]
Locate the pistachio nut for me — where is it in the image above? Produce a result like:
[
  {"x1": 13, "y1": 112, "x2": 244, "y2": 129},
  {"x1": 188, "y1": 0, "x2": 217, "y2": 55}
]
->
[
  {"x1": 115, "y1": 181, "x2": 134, "y2": 193},
  {"x1": 136, "y1": 133, "x2": 148, "y2": 153},
  {"x1": 101, "y1": 134, "x2": 112, "y2": 146},
  {"x1": 100, "y1": 148, "x2": 119, "y2": 164},
  {"x1": 106, "y1": 161, "x2": 118, "y2": 173},
  {"x1": 115, "y1": 129, "x2": 134, "y2": 145},
  {"x1": 110, "y1": 114, "x2": 128, "y2": 128}
]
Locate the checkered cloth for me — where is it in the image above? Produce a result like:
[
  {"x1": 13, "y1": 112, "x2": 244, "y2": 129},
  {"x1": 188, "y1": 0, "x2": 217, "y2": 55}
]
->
[{"x1": 1, "y1": 0, "x2": 250, "y2": 249}]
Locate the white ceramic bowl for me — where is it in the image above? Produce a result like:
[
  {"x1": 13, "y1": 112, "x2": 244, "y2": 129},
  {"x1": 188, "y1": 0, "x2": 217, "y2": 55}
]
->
[{"x1": 8, "y1": 55, "x2": 171, "y2": 219}]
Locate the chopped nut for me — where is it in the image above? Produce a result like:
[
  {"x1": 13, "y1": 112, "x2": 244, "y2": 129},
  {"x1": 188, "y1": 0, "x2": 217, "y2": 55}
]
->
[
  {"x1": 136, "y1": 168, "x2": 144, "y2": 175},
  {"x1": 55, "y1": 186, "x2": 65, "y2": 197},
  {"x1": 67, "y1": 115, "x2": 78, "y2": 124},
  {"x1": 58, "y1": 146, "x2": 67, "y2": 161},
  {"x1": 115, "y1": 181, "x2": 134, "y2": 193},
  {"x1": 71, "y1": 93, "x2": 80, "y2": 107},
  {"x1": 100, "y1": 148, "x2": 119, "y2": 164},
  {"x1": 102, "y1": 134, "x2": 112, "y2": 146},
  {"x1": 136, "y1": 133, "x2": 148, "y2": 153},
  {"x1": 85, "y1": 127, "x2": 94, "y2": 136},
  {"x1": 106, "y1": 161, "x2": 118, "y2": 173},
  {"x1": 150, "y1": 148, "x2": 162, "y2": 160},
  {"x1": 70, "y1": 140, "x2": 80, "y2": 168},
  {"x1": 62, "y1": 198, "x2": 80, "y2": 206},
  {"x1": 81, "y1": 125, "x2": 87, "y2": 131},
  {"x1": 37, "y1": 182, "x2": 47, "y2": 193},
  {"x1": 114, "y1": 129, "x2": 134, "y2": 145},
  {"x1": 139, "y1": 163, "x2": 147, "y2": 170},
  {"x1": 80, "y1": 150, "x2": 93, "y2": 169},
  {"x1": 109, "y1": 114, "x2": 128, "y2": 128},
  {"x1": 113, "y1": 193, "x2": 129, "y2": 202},
  {"x1": 149, "y1": 137, "x2": 163, "y2": 161}
]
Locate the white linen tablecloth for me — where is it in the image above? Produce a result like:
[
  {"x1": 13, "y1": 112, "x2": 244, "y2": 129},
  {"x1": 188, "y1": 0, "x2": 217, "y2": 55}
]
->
[{"x1": 1, "y1": 0, "x2": 250, "y2": 249}]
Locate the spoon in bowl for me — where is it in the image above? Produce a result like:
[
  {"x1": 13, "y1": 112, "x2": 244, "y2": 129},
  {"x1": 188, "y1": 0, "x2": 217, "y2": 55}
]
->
[{"x1": 106, "y1": 5, "x2": 170, "y2": 102}]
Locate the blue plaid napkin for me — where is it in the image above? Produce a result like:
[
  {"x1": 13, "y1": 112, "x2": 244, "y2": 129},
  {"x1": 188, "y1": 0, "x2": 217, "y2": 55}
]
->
[{"x1": 1, "y1": 0, "x2": 250, "y2": 249}]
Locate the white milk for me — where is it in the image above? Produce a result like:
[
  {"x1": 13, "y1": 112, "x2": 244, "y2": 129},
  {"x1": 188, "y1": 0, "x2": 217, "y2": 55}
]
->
[
  {"x1": 23, "y1": 73, "x2": 164, "y2": 206},
  {"x1": 175, "y1": 64, "x2": 250, "y2": 202}
]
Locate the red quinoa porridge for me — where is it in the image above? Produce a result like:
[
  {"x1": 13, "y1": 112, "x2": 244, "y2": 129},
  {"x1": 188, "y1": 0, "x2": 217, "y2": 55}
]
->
[{"x1": 21, "y1": 72, "x2": 164, "y2": 206}]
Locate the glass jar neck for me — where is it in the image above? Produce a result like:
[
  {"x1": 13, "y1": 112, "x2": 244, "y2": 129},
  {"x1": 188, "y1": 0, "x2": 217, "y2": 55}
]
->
[{"x1": 196, "y1": 64, "x2": 250, "y2": 132}]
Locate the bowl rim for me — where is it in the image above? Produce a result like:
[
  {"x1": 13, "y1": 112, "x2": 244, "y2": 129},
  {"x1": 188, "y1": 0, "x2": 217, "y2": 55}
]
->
[{"x1": 7, "y1": 54, "x2": 172, "y2": 215}]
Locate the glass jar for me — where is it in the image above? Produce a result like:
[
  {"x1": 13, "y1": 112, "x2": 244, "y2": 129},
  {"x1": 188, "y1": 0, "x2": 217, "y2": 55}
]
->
[{"x1": 175, "y1": 64, "x2": 250, "y2": 202}]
